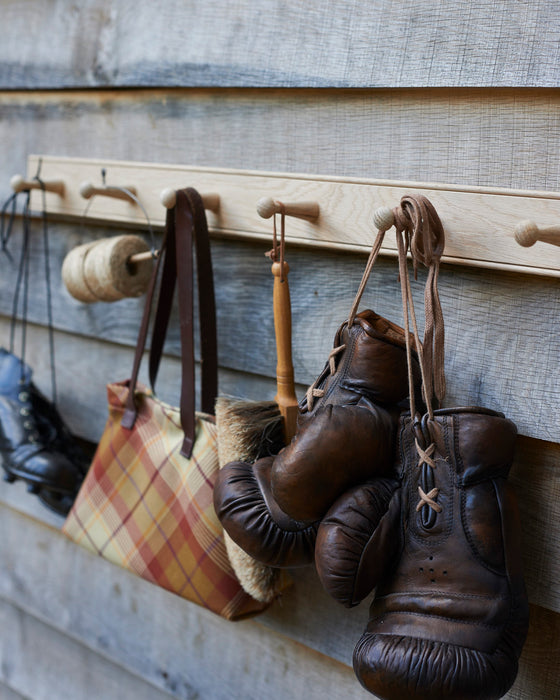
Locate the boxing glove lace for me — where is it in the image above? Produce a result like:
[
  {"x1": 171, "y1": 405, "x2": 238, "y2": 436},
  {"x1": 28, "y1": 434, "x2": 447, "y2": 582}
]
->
[{"x1": 353, "y1": 409, "x2": 529, "y2": 700}]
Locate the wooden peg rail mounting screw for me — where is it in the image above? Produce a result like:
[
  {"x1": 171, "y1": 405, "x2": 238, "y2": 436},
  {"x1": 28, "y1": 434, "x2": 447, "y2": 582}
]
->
[
  {"x1": 79, "y1": 181, "x2": 137, "y2": 202},
  {"x1": 160, "y1": 188, "x2": 220, "y2": 212},
  {"x1": 514, "y1": 220, "x2": 560, "y2": 248},
  {"x1": 256, "y1": 197, "x2": 320, "y2": 221},
  {"x1": 10, "y1": 174, "x2": 65, "y2": 196}
]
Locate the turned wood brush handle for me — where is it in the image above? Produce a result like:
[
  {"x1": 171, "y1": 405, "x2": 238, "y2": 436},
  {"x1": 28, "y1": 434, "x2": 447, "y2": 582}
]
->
[{"x1": 272, "y1": 260, "x2": 299, "y2": 443}]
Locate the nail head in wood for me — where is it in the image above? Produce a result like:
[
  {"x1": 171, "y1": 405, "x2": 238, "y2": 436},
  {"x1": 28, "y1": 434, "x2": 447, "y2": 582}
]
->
[
  {"x1": 256, "y1": 197, "x2": 319, "y2": 221},
  {"x1": 373, "y1": 206, "x2": 395, "y2": 232}
]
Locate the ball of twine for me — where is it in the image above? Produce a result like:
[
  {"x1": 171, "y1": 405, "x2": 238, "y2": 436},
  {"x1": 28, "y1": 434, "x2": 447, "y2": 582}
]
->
[
  {"x1": 62, "y1": 235, "x2": 153, "y2": 303},
  {"x1": 61, "y1": 241, "x2": 99, "y2": 302}
]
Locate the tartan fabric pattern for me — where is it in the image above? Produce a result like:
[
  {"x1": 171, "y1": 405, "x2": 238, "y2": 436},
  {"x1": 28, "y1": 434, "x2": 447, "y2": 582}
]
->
[{"x1": 63, "y1": 381, "x2": 266, "y2": 620}]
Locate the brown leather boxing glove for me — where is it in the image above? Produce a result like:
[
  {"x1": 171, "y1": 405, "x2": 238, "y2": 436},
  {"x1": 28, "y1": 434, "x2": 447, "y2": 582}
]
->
[
  {"x1": 353, "y1": 409, "x2": 529, "y2": 700},
  {"x1": 315, "y1": 476, "x2": 402, "y2": 608},
  {"x1": 270, "y1": 310, "x2": 422, "y2": 522},
  {"x1": 214, "y1": 455, "x2": 318, "y2": 568}
]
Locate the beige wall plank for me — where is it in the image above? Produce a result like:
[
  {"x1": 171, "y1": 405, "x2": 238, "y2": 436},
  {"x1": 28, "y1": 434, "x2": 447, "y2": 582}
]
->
[
  {"x1": 1, "y1": 1, "x2": 560, "y2": 88},
  {"x1": 23, "y1": 154, "x2": 560, "y2": 277}
]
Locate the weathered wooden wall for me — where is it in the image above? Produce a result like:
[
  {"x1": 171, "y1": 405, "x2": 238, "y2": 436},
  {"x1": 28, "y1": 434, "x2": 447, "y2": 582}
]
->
[{"x1": 0, "y1": 2, "x2": 559, "y2": 699}]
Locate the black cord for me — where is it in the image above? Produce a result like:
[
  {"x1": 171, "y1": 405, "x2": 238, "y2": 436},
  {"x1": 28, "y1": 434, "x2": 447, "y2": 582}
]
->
[
  {"x1": 9, "y1": 190, "x2": 31, "y2": 380},
  {"x1": 35, "y1": 178, "x2": 57, "y2": 404}
]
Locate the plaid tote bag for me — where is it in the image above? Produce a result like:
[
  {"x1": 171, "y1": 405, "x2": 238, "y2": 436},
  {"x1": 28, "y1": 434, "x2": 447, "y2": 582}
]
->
[{"x1": 63, "y1": 188, "x2": 268, "y2": 620}]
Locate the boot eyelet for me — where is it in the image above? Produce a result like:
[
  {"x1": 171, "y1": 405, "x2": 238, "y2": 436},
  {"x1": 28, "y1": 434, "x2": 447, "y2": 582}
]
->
[
  {"x1": 23, "y1": 420, "x2": 34, "y2": 430},
  {"x1": 28, "y1": 432, "x2": 40, "y2": 443},
  {"x1": 19, "y1": 407, "x2": 30, "y2": 416},
  {"x1": 18, "y1": 391, "x2": 29, "y2": 402}
]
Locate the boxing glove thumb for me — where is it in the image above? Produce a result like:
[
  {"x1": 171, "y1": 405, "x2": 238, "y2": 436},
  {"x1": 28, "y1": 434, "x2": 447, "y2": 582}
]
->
[{"x1": 315, "y1": 477, "x2": 402, "y2": 608}]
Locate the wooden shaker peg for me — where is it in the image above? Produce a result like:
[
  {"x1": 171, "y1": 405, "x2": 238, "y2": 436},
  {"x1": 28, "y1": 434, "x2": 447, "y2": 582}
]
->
[
  {"x1": 79, "y1": 181, "x2": 137, "y2": 202},
  {"x1": 10, "y1": 174, "x2": 65, "y2": 196},
  {"x1": 257, "y1": 197, "x2": 320, "y2": 221},
  {"x1": 514, "y1": 220, "x2": 560, "y2": 248},
  {"x1": 373, "y1": 206, "x2": 395, "y2": 232},
  {"x1": 160, "y1": 188, "x2": 220, "y2": 212}
]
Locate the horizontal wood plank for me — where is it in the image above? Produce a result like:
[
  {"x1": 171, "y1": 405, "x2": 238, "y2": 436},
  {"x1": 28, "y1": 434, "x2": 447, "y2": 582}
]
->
[
  {"x1": 0, "y1": 599, "x2": 176, "y2": 700},
  {"x1": 0, "y1": 503, "x2": 372, "y2": 699},
  {"x1": 0, "y1": 319, "x2": 290, "y2": 443},
  {"x1": 504, "y1": 603, "x2": 560, "y2": 700},
  {"x1": 1, "y1": 1, "x2": 560, "y2": 88},
  {"x1": 510, "y1": 438, "x2": 560, "y2": 613},
  {"x1": 0, "y1": 682, "x2": 27, "y2": 700},
  {"x1": 0, "y1": 224, "x2": 558, "y2": 442},
  {"x1": 4, "y1": 90, "x2": 560, "y2": 203},
  {"x1": 0, "y1": 501, "x2": 556, "y2": 699}
]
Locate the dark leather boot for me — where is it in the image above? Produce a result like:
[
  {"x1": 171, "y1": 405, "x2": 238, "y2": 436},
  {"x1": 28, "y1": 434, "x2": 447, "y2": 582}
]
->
[
  {"x1": 0, "y1": 348, "x2": 83, "y2": 496},
  {"x1": 353, "y1": 408, "x2": 529, "y2": 700},
  {"x1": 270, "y1": 310, "x2": 423, "y2": 522}
]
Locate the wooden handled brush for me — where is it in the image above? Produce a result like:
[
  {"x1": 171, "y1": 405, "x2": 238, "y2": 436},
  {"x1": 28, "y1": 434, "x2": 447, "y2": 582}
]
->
[
  {"x1": 215, "y1": 240, "x2": 299, "y2": 604},
  {"x1": 271, "y1": 259, "x2": 299, "y2": 443}
]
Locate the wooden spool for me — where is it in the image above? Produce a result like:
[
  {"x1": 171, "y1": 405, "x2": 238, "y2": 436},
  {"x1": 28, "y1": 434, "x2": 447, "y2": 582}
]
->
[{"x1": 62, "y1": 235, "x2": 153, "y2": 303}]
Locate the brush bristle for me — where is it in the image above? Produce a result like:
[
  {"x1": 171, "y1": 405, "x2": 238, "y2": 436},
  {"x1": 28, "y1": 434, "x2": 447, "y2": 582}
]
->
[
  {"x1": 224, "y1": 532, "x2": 291, "y2": 603},
  {"x1": 215, "y1": 395, "x2": 292, "y2": 603},
  {"x1": 215, "y1": 396, "x2": 285, "y2": 466}
]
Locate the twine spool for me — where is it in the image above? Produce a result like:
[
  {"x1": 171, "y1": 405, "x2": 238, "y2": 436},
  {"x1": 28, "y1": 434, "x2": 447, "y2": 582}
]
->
[
  {"x1": 61, "y1": 241, "x2": 99, "y2": 302},
  {"x1": 62, "y1": 235, "x2": 153, "y2": 303}
]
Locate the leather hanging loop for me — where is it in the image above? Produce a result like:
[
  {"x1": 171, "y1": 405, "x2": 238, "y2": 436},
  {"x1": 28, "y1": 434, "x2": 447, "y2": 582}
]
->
[
  {"x1": 124, "y1": 188, "x2": 217, "y2": 459},
  {"x1": 393, "y1": 194, "x2": 446, "y2": 411}
]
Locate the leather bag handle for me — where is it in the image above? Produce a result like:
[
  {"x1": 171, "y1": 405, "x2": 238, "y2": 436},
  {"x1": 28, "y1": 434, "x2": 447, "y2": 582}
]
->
[{"x1": 122, "y1": 188, "x2": 217, "y2": 459}]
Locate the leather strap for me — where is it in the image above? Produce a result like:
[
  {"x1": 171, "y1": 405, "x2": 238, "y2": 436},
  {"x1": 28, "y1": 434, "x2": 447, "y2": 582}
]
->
[{"x1": 122, "y1": 188, "x2": 217, "y2": 459}]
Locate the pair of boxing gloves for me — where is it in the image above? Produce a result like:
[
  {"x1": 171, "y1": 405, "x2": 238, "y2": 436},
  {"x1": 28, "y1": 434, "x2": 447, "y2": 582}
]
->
[
  {"x1": 214, "y1": 309, "x2": 528, "y2": 700},
  {"x1": 214, "y1": 309, "x2": 412, "y2": 571}
]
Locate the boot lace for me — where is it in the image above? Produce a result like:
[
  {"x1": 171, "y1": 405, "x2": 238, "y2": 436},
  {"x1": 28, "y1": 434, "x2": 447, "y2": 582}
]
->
[
  {"x1": 305, "y1": 343, "x2": 346, "y2": 411},
  {"x1": 414, "y1": 440, "x2": 441, "y2": 512}
]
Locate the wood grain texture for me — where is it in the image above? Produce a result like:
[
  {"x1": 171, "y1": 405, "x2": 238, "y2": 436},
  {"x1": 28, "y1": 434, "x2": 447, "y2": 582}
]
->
[
  {"x1": 505, "y1": 604, "x2": 560, "y2": 700},
  {"x1": 23, "y1": 155, "x2": 560, "y2": 277},
  {"x1": 511, "y1": 438, "x2": 560, "y2": 613},
  {"x1": 0, "y1": 223, "x2": 558, "y2": 442},
  {"x1": 5, "y1": 90, "x2": 560, "y2": 200},
  {"x1": 0, "y1": 501, "x2": 557, "y2": 699},
  {"x1": 1, "y1": 1, "x2": 560, "y2": 88},
  {"x1": 0, "y1": 319, "x2": 290, "y2": 443},
  {"x1": 0, "y1": 599, "x2": 176, "y2": 700},
  {"x1": 0, "y1": 682, "x2": 26, "y2": 700},
  {"x1": 0, "y1": 504, "x2": 372, "y2": 700}
]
